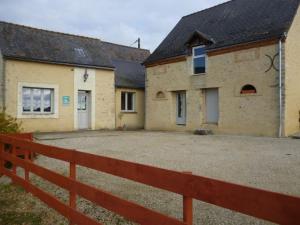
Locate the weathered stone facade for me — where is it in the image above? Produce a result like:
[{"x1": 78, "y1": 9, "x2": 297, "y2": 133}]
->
[{"x1": 146, "y1": 44, "x2": 283, "y2": 136}]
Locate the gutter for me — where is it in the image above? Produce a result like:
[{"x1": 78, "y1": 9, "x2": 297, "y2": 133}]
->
[{"x1": 3, "y1": 56, "x2": 115, "y2": 71}]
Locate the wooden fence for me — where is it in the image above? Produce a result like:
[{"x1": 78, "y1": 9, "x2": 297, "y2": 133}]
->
[{"x1": 0, "y1": 133, "x2": 300, "y2": 225}]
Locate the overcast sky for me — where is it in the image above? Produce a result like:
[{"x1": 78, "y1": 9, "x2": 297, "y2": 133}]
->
[{"x1": 0, "y1": 0, "x2": 227, "y2": 52}]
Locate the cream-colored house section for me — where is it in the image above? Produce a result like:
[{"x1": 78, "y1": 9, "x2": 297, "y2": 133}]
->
[
  {"x1": 146, "y1": 44, "x2": 280, "y2": 136},
  {"x1": 73, "y1": 68, "x2": 96, "y2": 130},
  {"x1": 17, "y1": 82, "x2": 59, "y2": 119},
  {"x1": 5, "y1": 60, "x2": 74, "y2": 132},
  {"x1": 115, "y1": 88, "x2": 144, "y2": 129},
  {"x1": 284, "y1": 6, "x2": 300, "y2": 136},
  {"x1": 4, "y1": 59, "x2": 116, "y2": 132}
]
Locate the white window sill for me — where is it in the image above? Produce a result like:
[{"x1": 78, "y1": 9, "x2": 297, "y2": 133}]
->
[
  {"x1": 18, "y1": 113, "x2": 58, "y2": 119},
  {"x1": 121, "y1": 110, "x2": 137, "y2": 113},
  {"x1": 192, "y1": 73, "x2": 206, "y2": 76},
  {"x1": 121, "y1": 111, "x2": 137, "y2": 114}
]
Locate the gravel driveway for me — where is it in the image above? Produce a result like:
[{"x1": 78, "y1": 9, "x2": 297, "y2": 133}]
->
[{"x1": 17, "y1": 131, "x2": 300, "y2": 224}]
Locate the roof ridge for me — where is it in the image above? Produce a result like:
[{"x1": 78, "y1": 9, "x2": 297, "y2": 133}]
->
[
  {"x1": 0, "y1": 20, "x2": 101, "y2": 41},
  {"x1": 101, "y1": 41, "x2": 150, "y2": 52},
  {"x1": 182, "y1": 0, "x2": 234, "y2": 19}
]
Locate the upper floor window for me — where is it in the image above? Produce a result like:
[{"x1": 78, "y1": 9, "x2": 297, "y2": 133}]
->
[
  {"x1": 121, "y1": 92, "x2": 135, "y2": 112},
  {"x1": 22, "y1": 87, "x2": 54, "y2": 114},
  {"x1": 193, "y1": 46, "x2": 206, "y2": 74}
]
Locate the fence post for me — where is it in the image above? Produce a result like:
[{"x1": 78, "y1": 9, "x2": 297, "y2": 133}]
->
[
  {"x1": 0, "y1": 142, "x2": 3, "y2": 176},
  {"x1": 69, "y1": 152, "x2": 76, "y2": 225},
  {"x1": 12, "y1": 146, "x2": 17, "y2": 175},
  {"x1": 183, "y1": 171, "x2": 193, "y2": 225}
]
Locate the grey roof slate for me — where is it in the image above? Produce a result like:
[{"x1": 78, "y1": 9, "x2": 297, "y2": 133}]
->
[
  {"x1": 113, "y1": 59, "x2": 146, "y2": 89},
  {"x1": 145, "y1": 0, "x2": 300, "y2": 64},
  {"x1": 0, "y1": 21, "x2": 114, "y2": 68},
  {"x1": 0, "y1": 21, "x2": 150, "y2": 89},
  {"x1": 101, "y1": 41, "x2": 150, "y2": 89}
]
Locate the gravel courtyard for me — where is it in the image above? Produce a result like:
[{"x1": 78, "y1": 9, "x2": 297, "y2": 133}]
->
[{"x1": 3, "y1": 131, "x2": 300, "y2": 225}]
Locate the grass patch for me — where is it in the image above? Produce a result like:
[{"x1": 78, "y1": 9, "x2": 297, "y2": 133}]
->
[
  {"x1": 0, "y1": 184, "x2": 42, "y2": 225},
  {"x1": 0, "y1": 212, "x2": 42, "y2": 225}
]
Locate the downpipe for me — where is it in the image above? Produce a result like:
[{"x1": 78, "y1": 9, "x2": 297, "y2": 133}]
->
[
  {"x1": 278, "y1": 33, "x2": 287, "y2": 138},
  {"x1": 278, "y1": 39, "x2": 283, "y2": 138}
]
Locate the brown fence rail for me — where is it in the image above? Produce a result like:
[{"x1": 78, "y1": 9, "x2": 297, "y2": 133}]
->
[{"x1": 0, "y1": 133, "x2": 300, "y2": 225}]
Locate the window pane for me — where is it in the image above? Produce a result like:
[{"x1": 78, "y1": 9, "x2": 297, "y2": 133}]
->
[
  {"x1": 43, "y1": 89, "x2": 52, "y2": 112},
  {"x1": 194, "y1": 57, "x2": 206, "y2": 74},
  {"x1": 194, "y1": 47, "x2": 205, "y2": 56},
  {"x1": 32, "y1": 89, "x2": 41, "y2": 112},
  {"x1": 121, "y1": 92, "x2": 126, "y2": 110},
  {"x1": 127, "y1": 93, "x2": 133, "y2": 111},
  {"x1": 22, "y1": 88, "x2": 31, "y2": 112},
  {"x1": 77, "y1": 96, "x2": 81, "y2": 110},
  {"x1": 177, "y1": 94, "x2": 182, "y2": 117},
  {"x1": 82, "y1": 96, "x2": 87, "y2": 110}
]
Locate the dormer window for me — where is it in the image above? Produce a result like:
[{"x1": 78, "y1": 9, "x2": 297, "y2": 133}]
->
[{"x1": 193, "y1": 46, "x2": 206, "y2": 74}]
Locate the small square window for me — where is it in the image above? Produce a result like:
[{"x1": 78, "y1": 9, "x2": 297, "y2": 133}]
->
[{"x1": 121, "y1": 92, "x2": 135, "y2": 112}]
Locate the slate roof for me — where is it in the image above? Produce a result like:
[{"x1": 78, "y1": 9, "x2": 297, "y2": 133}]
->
[
  {"x1": 113, "y1": 59, "x2": 146, "y2": 89},
  {"x1": 0, "y1": 21, "x2": 113, "y2": 69},
  {"x1": 102, "y1": 42, "x2": 150, "y2": 89},
  {"x1": 145, "y1": 0, "x2": 300, "y2": 65},
  {"x1": 0, "y1": 21, "x2": 150, "y2": 89}
]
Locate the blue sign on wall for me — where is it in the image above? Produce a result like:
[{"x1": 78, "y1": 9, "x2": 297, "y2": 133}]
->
[{"x1": 62, "y1": 96, "x2": 70, "y2": 105}]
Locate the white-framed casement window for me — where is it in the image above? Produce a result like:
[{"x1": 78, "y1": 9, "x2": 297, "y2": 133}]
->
[
  {"x1": 193, "y1": 46, "x2": 206, "y2": 74},
  {"x1": 22, "y1": 87, "x2": 54, "y2": 114},
  {"x1": 121, "y1": 92, "x2": 135, "y2": 112},
  {"x1": 18, "y1": 82, "x2": 59, "y2": 119}
]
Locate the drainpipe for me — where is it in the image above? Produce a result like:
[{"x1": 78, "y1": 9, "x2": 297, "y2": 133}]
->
[
  {"x1": 278, "y1": 33, "x2": 287, "y2": 138},
  {"x1": 278, "y1": 39, "x2": 283, "y2": 138}
]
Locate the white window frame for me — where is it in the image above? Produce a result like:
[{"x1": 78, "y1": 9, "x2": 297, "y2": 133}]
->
[
  {"x1": 192, "y1": 45, "x2": 206, "y2": 75},
  {"x1": 22, "y1": 87, "x2": 54, "y2": 114},
  {"x1": 121, "y1": 92, "x2": 135, "y2": 112},
  {"x1": 17, "y1": 82, "x2": 59, "y2": 119}
]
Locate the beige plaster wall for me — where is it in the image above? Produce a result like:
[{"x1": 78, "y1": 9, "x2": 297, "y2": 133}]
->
[
  {"x1": 95, "y1": 69, "x2": 116, "y2": 129},
  {"x1": 115, "y1": 88, "x2": 145, "y2": 129},
  {"x1": 284, "y1": 6, "x2": 300, "y2": 136},
  {"x1": 4, "y1": 59, "x2": 115, "y2": 132},
  {"x1": 146, "y1": 44, "x2": 280, "y2": 136},
  {"x1": 0, "y1": 52, "x2": 4, "y2": 109}
]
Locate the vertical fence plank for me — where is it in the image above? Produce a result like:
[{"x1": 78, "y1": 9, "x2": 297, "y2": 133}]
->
[
  {"x1": 12, "y1": 146, "x2": 17, "y2": 175},
  {"x1": 24, "y1": 149, "x2": 29, "y2": 182},
  {"x1": 69, "y1": 161, "x2": 77, "y2": 225},
  {"x1": 183, "y1": 172, "x2": 193, "y2": 225}
]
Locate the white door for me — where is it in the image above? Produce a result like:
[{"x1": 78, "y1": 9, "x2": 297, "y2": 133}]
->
[
  {"x1": 78, "y1": 91, "x2": 90, "y2": 129},
  {"x1": 206, "y1": 89, "x2": 219, "y2": 123},
  {"x1": 176, "y1": 92, "x2": 186, "y2": 125}
]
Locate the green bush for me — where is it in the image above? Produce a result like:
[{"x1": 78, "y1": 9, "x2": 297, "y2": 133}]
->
[{"x1": 0, "y1": 109, "x2": 22, "y2": 134}]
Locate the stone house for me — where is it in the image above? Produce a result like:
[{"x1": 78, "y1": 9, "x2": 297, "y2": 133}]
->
[
  {"x1": 0, "y1": 22, "x2": 149, "y2": 132},
  {"x1": 144, "y1": 0, "x2": 300, "y2": 137}
]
